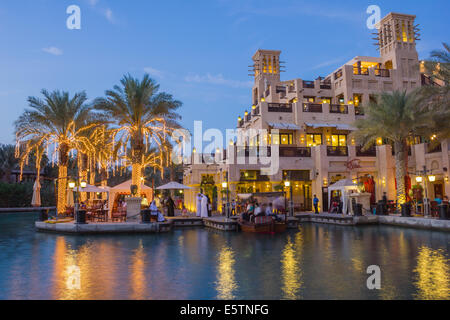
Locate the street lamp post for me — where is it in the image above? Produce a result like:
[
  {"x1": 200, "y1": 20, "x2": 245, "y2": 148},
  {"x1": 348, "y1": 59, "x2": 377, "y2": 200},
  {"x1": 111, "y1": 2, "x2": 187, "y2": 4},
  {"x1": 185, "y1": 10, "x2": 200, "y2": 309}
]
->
[
  {"x1": 284, "y1": 177, "x2": 293, "y2": 217},
  {"x1": 222, "y1": 172, "x2": 230, "y2": 219},
  {"x1": 414, "y1": 165, "x2": 435, "y2": 217}
]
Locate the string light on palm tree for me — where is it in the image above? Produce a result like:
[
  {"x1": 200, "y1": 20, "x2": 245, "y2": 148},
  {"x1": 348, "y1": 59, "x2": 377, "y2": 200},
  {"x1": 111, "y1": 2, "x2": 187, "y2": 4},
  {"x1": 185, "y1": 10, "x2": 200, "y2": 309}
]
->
[{"x1": 94, "y1": 74, "x2": 181, "y2": 196}]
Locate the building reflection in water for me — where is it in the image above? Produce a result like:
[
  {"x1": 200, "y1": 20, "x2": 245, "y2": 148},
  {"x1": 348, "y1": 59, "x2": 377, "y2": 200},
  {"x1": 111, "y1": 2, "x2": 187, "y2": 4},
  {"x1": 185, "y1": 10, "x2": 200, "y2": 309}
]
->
[
  {"x1": 414, "y1": 246, "x2": 449, "y2": 300},
  {"x1": 281, "y1": 232, "x2": 303, "y2": 300},
  {"x1": 215, "y1": 245, "x2": 237, "y2": 300}
]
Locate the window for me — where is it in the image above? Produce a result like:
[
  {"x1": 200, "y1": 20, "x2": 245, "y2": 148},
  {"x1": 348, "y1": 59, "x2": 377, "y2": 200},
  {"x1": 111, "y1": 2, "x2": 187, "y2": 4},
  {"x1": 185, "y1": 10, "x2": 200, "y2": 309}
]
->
[
  {"x1": 303, "y1": 96, "x2": 315, "y2": 103},
  {"x1": 353, "y1": 94, "x2": 362, "y2": 107},
  {"x1": 268, "y1": 133, "x2": 293, "y2": 145},
  {"x1": 320, "y1": 97, "x2": 332, "y2": 104},
  {"x1": 306, "y1": 134, "x2": 322, "y2": 146},
  {"x1": 328, "y1": 134, "x2": 347, "y2": 147}
]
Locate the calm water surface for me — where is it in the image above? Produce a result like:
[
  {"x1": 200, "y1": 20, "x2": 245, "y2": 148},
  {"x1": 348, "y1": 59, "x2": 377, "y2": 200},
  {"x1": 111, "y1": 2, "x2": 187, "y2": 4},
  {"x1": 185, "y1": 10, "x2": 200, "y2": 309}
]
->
[{"x1": 0, "y1": 213, "x2": 448, "y2": 300}]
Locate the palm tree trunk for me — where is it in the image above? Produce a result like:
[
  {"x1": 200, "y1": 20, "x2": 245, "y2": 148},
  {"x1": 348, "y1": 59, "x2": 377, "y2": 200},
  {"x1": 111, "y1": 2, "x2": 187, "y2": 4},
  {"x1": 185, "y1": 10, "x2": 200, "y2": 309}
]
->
[
  {"x1": 79, "y1": 153, "x2": 88, "y2": 202},
  {"x1": 131, "y1": 135, "x2": 143, "y2": 197},
  {"x1": 394, "y1": 140, "x2": 407, "y2": 209},
  {"x1": 57, "y1": 144, "x2": 69, "y2": 215}
]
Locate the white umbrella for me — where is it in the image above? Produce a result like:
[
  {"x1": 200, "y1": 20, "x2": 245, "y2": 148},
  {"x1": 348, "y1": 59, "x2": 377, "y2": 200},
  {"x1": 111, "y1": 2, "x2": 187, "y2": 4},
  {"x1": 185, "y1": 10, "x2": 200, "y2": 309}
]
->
[
  {"x1": 31, "y1": 179, "x2": 41, "y2": 207},
  {"x1": 73, "y1": 184, "x2": 110, "y2": 193},
  {"x1": 156, "y1": 181, "x2": 192, "y2": 190},
  {"x1": 66, "y1": 188, "x2": 74, "y2": 207}
]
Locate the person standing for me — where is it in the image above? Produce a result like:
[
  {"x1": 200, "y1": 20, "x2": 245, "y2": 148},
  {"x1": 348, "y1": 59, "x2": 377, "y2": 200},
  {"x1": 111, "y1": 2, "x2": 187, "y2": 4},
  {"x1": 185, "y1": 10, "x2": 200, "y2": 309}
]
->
[
  {"x1": 166, "y1": 196, "x2": 175, "y2": 217},
  {"x1": 313, "y1": 194, "x2": 319, "y2": 214},
  {"x1": 231, "y1": 200, "x2": 236, "y2": 216},
  {"x1": 196, "y1": 191, "x2": 203, "y2": 217},
  {"x1": 201, "y1": 194, "x2": 209, "y2": 218}
]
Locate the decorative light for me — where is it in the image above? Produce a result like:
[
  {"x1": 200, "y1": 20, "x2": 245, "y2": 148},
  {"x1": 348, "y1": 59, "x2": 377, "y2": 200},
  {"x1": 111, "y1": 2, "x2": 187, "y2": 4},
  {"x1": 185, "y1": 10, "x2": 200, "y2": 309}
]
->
[
  {"x1": 252, "y1": 105, "x2": 256, "y2": 110},
  {"x1": 323, "y1": 178, "x2": 328, "y2": 186},
  {"x1": 244, "y1": 111, "x2": 248, "y2": 116},
  {"x1": 238, "y1": 116, "x2": 242, "y2": 122},
  {"x1": 261, "y1": 97, "x2": 265, "y2": 102},
  {"x1": 192, "y1": 147, "x2": 196, "y2": 153},
  {"x1": 352, "y1": 179, "x2": 357, "y2": 184},
  {"x1": 284, "y1": 181, "x2": 291, "y2": 187},
  {"x1": 222, "y1": 182, "x2": 228, "y2": 188},
  {"x1": 80, "y1": 180, "x2": 87, "y2": 188},
  {"x1": 428, "y1": 175, "x2": 436, "y2": 182},
  {"x1": 68, "y1": 181, "x2": 76, "y2": 189},
  {"x1": 415, "y1": 176, "x2": 423, "y2": 183},
  {"x1": 376, "y1": 138, "x2": 383, "y2": 146}
]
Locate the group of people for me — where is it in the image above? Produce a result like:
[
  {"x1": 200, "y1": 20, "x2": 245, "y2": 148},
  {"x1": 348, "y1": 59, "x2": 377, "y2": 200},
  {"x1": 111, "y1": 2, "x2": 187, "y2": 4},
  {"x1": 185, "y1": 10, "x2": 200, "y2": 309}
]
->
[
  {"x1": 239, "y1": 200, "x2": 281, "y2": 223},
  {"x1": 196, "y1": 190, "x2": 212, "y2": 218}
]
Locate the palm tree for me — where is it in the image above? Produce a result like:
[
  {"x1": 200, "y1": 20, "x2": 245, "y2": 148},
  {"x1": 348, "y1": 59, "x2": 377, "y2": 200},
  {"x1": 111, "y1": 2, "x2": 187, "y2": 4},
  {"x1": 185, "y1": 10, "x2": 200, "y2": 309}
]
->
[
  {"x1": 0, "y1": 144, "x2": 18, "y2": 183},
  {"x1": 352, "y1": 91, "x2": 433, "y2": 208},
  {"x1": 94, "y1": 74, "x2": 182, "y2": 195},
  {"x1": 15, "y1": 90, "x2": 98, "y2": 214},
  {"x1": 421, "y1": 43, "x2": 450, "y2": 142}
]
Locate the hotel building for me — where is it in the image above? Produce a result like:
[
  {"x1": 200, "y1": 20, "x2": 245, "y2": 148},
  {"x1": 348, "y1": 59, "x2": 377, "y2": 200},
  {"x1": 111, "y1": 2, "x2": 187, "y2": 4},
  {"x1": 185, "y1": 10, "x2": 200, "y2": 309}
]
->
[{"x1": 183, "y1": 12, "x2": 449, "y2": 213}]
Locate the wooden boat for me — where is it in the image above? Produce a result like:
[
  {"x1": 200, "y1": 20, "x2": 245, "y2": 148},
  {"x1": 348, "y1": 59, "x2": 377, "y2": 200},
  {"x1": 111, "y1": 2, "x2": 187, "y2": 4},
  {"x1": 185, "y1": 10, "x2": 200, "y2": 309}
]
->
[
  {"x1": 238, "y1": 216, "x2": 287, "y2": 233},
  {"x1": 238, "y1": 220, "x2": 273, "y2": 233}
]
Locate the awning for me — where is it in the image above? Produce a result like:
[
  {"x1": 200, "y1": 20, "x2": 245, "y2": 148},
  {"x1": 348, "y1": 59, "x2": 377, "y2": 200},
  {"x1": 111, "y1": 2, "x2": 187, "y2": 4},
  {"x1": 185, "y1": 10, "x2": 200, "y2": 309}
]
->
[
  {"x1": 267, "y1": 122, "x2": 301, "y2": 130},
  {"x1": 156, "y1": 181, "x2": 192, "y2": 190},
  {"x1": 305, "y1": 123, "x2": 356, "y2": 131}
]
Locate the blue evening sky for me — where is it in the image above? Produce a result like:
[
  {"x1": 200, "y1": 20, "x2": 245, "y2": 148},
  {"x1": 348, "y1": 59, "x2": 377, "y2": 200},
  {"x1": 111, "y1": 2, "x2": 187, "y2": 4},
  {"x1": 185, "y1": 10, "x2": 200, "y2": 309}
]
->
[{"x1": 0, "y1": 0, "x2": 448, "y2": 144}]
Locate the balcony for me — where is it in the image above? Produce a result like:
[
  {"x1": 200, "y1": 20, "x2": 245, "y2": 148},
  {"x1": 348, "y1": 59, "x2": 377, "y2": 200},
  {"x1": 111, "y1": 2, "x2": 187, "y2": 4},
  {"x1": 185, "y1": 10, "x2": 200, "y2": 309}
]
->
[
  {"x1": 320, "y1": 83, "x2": 332, "y2": 90},
  {"x1": 356, "y1": 146, "x2": 376, "y2": 157},
  {"x1": 280, "y1": 147, "x2": 311, "y2": 158},
  {"x1": 268, "y1": 103, "x2": 293, "y2": 113},
  {"x1": 245, "y1": 113, "x2": 251, "y2": 122},
  {"x1": 303, "y1": 103, "x2": 323, "y2": 113},
  {"x1": 252, "y1": 106, "x2": 260, "y2": 116},
  {"x1": 334, "y1": 69, "x2": 343, "y2": 80},
  {"x1": 329, "y1": 104, "x2": 348, "y2": 114},
  {"x1": 375, "y1": 69, "x2": 390, "y2": 77},
  {"x1": 427, "y1": 143, "x2": 442, "y2": 154},
  {"x1": 303, "y1": 81, "x2": 315, "y2": 89},
  {"x1": 327, "y1": 146, "x2": 348, "y2": 157},
  {"x1": 236, "y1": 146, "x2": 272, "y2": 158}
]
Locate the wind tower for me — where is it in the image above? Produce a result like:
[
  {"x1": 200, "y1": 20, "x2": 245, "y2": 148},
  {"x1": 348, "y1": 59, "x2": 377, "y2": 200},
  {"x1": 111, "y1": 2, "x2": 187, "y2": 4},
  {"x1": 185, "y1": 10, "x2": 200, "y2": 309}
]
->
[{"x1": 374, "y1": 13, "x2": 421, "y2": 90}]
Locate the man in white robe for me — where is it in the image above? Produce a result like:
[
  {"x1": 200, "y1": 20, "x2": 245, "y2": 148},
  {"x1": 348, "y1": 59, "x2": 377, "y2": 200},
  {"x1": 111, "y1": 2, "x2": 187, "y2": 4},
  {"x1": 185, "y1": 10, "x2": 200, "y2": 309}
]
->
[
  {"x1": 201, "y1": 194, "x2": 209, "y2": 218},
  {"x1": 196, "y1": 193, "x2": 203, "y2": 217}
]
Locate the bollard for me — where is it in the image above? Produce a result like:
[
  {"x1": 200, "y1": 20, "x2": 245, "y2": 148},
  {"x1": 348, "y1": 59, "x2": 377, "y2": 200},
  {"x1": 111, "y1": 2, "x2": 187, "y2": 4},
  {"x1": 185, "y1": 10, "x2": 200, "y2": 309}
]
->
[
  {"x1": 401, "y1": 203, "x2": 411, "y2": 217},
  {"x1": 141, "y1": 209, "x2": 151, "y2": 224},
  {"x1": 438, "y1": 204, "x2": 449, "y2": 220},
  {"x1": 75, "y1": 209, "x2": 87, "y2": 224},
  {"x1": 354, "y1": 204, "x2": 363, "y2": 216}
]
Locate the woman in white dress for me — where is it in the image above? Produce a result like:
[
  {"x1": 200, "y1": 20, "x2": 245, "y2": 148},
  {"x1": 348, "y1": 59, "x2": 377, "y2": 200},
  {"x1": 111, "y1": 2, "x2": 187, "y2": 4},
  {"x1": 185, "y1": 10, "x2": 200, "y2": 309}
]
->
[
  {"x1": 196, "y1": 193, "x2": 203, "y2": 217},
  {"x1": 201, "y1": 194, "x2": 209, "y2": 218}
]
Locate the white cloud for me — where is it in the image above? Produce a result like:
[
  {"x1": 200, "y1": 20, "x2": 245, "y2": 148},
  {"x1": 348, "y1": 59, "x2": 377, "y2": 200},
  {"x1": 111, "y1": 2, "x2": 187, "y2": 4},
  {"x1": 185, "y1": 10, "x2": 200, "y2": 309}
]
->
[
  {"x1": 103, "y1": 8, "x2": 114, "y2": 23},
  {"x1": 144, "y1": 67, "x2": 165, "y2": 79},
  {"x1": 88, "y1": 0, "x2": 99, "y2": 6},
  {"x1": 185, "y1": 73, "x2": 252, "y2": 88},
  {"x1": 42, "y1": 47, "x2": 63, "y2": 56},
  {"x1": 310, "y1": 57, "x2": 346, "y2": 70}
]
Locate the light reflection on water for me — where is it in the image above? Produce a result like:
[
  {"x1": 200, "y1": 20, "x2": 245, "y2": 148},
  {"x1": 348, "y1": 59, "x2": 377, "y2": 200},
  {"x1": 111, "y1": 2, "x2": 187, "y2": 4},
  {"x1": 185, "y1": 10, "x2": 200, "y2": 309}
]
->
[{"x1": 0, "y1": 213, "x2": 448, "y2": 300}]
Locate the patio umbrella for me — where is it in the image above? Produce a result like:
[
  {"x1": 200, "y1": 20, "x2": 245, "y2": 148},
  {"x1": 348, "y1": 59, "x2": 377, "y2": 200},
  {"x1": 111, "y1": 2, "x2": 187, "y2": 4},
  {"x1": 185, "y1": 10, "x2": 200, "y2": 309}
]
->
[
  {"x1": 31, "y1": 179, "x2": 41, "y2": 207},
  {"x1": 156, "y1": 181, "x2": 192, "y2": 190},
  {"x1": 66, "y1": 188, "x2": 74, "y2": 207}
]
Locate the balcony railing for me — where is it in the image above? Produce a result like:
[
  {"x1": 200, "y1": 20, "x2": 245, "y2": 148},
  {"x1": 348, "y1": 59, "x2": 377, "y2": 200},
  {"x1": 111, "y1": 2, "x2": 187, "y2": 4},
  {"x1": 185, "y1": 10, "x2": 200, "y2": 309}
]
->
[
  {"x1": 320, "y1": 83, "x2": 332, "y2": 89},
  {"x1": 303, "y1": 103, "x2": 323, "y2": 113},
  {"x1": 236, "y1": 146, "x2": 272, "y2": 158},
  {"x1": 356, "y1": 146, "x2": 376, "y2": 157},
  {"x1": 303, "y1": 81, "x2": 315, "y2": 89},
  {"x1": 276, "y1": 86, "x2": 287, "y2": 93},
  {"x1": 252, "y1": 106, "x2": 260, "y2": 116},
  {"x1": 375, "y1": 69, "x2": 390, "y2": 77},
  {"x1": 427, "y1": 143, "x2": 442, "y2": 153},
  {"x1": 268, "y1": 103, "x2": 293, "y2": 113},
  {"x1": 279, "y1": 147, "x2": 311, "y2": 158},
  {"x1": 327, "y1": 146, "x2": 348, "y2": 157},
  {"x1": 330, "y1": 104, "x2": 348, "y2": 114}
]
